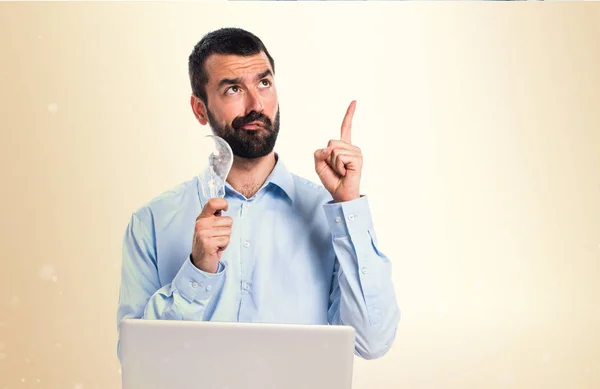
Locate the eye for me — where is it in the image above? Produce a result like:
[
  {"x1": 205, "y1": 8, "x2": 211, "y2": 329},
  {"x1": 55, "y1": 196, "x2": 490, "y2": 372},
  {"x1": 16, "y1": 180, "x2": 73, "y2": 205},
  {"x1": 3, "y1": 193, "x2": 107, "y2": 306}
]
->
[
  {"x1": 225, "y1": 86, "x2": 241, "y2": 95},
  {"x1": 258, "y1": 79, "x2": 272, "y2": 89}
]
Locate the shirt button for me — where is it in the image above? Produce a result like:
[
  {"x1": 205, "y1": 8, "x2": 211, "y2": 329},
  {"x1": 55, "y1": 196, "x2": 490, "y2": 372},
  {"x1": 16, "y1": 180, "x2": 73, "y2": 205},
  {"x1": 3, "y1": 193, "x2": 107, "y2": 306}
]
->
[
  {"x1": 206, "y1": 285, "x2": 212, "y2": 291},
  {"x1": 244, "y1": 241, "x2": 250, "y2": 248},
  {"x1": 191, "y1": 281, "x2": 199, "y2": 288},
  {"x1": 335, "y1": 217, "x2": 342, "y2": 223},
  {"x1": 242, "y1": 283, "x2": 249, "y2": 291},
  {"x1": 361, "y1": 267, "x2": 368, "y2": 275},
  {"x1": 348, "y1": 215, "x2": 355, "y2": 221}
]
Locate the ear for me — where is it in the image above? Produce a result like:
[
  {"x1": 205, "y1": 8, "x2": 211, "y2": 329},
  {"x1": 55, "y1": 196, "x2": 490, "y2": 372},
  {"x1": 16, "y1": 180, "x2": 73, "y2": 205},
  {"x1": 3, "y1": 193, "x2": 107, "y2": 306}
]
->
[{"x1": 190, "y1": 95, "x2": 209, "y2": 125}]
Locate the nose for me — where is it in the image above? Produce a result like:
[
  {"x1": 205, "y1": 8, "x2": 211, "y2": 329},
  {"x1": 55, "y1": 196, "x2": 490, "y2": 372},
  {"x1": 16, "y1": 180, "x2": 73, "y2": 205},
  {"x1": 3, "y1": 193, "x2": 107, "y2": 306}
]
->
[{"x1": 245, "y1": 89, "x2": 264, "y2": 114}]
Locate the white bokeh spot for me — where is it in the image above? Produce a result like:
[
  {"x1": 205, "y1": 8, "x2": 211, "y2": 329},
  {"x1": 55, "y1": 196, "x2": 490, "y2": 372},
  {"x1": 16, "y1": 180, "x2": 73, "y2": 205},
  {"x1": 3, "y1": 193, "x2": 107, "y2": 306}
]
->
[
  {"x1": 47, "y1": 103, "x2": 58, "y2": 114},
  {"x1": 542, "y1": 352, "x2": 552, "y2": 363},
  {"x1": 0, "y1": 353, "x2": 6, "y2": 360},
  {"x1": 499, "y1": 372, "x2": 515, "y2": 387},
  {"x1": 74, "y1": 383, "x2": 84, "y2": 389},
  {"x1": 9, "y1": 295, "x2": 19, "y2": 307},
  {"x1": 55, "y1": 342, "x2": 62, "y2": 348},
  {"x1": 39, "y1": 265, "x2": 55, "y2": 281}
]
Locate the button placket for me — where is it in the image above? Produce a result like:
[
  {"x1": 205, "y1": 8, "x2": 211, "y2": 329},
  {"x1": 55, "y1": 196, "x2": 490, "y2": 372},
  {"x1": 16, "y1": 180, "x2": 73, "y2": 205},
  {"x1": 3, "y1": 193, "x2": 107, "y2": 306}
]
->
[{"x1": 238, "y1": 199, "x2": 254, "y2": 322}]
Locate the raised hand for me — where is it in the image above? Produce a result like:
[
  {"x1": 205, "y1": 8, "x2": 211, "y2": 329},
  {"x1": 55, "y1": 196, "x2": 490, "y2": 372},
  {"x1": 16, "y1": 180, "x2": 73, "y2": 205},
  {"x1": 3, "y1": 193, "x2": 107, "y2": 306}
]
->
[{"x1": 314, "y1": 100, "x2": 363, "y2": 203}]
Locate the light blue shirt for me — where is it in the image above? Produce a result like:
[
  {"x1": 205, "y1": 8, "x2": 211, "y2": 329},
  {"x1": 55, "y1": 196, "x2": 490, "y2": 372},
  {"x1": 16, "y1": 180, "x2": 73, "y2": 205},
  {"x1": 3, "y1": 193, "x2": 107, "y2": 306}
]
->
[{"x1": 116, "y1": 154, "x2": 400, "y2": 361}]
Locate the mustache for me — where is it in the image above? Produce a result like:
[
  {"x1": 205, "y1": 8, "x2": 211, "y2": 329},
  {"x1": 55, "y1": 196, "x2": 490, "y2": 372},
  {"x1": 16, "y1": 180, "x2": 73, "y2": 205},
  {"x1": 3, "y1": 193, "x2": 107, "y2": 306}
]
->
[{"x1": 231, "y1": 111, "x2": 272, "y2": 131}]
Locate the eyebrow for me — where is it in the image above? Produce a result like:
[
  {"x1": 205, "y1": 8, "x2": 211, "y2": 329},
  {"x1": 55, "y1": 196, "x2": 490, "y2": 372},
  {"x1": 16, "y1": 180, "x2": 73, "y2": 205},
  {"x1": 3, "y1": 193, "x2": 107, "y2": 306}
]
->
[
  {"x1": 217, "y1": 69, "x2": 273, "y2": 89},
  {"x1": 256, "y1": 69, "x2": 273, "y2": 80}
]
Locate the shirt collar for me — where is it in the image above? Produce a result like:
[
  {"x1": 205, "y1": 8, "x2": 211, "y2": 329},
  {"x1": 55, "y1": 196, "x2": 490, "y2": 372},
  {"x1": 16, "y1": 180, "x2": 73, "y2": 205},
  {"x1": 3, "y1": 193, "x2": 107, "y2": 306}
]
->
[
  {"x1": 198, "y1": 153, "x2": 296, "y2": 204},
  {"x1": 261, "y1": 153, "x2": 296, "y2": 203}
]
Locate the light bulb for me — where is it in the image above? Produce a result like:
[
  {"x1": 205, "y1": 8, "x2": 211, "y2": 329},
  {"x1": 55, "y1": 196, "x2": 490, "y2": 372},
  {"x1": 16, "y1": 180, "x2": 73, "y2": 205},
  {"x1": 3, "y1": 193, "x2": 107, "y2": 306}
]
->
[{"x1": 199, "y1": 135, "x2": 233, "y2": 200}]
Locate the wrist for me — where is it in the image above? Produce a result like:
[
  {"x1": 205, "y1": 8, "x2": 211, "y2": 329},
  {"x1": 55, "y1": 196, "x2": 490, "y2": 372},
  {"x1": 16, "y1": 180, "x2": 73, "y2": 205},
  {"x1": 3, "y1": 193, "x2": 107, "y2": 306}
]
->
[
  {"x1": 190, "y1": 255, "x2": 218, "y2": 274},
  {"x1": 333, "y1": 193, "x2": 361, "y2": 203}
]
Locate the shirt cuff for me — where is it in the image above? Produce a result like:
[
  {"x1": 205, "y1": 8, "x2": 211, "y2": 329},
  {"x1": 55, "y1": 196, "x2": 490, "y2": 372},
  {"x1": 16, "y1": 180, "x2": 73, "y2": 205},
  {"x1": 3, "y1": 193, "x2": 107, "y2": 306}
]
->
[
  {"x1": 323, "y1": 195, "x2": 373, "y2": 238},
  {"x1": 172, "y1": 255, "x2": 226, "y2": 303}
]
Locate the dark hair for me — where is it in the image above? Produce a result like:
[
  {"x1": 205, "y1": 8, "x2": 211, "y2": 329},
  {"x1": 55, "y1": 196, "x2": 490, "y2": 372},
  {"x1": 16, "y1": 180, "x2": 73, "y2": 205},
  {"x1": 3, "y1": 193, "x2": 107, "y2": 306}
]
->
[{"x1": 188, "y1": 27, "x2": 275, "y2": 105}]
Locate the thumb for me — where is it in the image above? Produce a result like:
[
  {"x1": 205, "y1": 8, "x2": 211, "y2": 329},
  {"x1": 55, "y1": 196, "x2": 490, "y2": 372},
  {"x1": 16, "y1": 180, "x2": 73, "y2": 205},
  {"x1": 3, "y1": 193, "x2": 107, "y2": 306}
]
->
[{"x1": 314, "y1": 147, "x2": 332, "y2": 164}]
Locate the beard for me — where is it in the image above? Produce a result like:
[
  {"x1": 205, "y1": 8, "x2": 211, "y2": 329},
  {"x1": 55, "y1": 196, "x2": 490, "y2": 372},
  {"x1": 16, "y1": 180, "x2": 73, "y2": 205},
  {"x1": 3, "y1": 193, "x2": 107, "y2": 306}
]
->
[{"x1": 206, "y1": 106, "x2": 280, "y2": 159}]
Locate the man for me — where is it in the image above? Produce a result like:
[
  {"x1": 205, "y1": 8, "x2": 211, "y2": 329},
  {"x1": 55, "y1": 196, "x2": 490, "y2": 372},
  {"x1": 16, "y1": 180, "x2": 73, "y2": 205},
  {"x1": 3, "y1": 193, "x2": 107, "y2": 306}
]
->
[{"x1": 116, "y1": 27, "x2": 400, "y2": 361}]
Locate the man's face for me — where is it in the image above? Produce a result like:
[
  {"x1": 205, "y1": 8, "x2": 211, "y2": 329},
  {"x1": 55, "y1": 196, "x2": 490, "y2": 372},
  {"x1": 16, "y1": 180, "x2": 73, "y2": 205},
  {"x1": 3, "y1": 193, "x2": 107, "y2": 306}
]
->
[{"x1": 199, "y1": 52, "x2": 280, "y2": 159}]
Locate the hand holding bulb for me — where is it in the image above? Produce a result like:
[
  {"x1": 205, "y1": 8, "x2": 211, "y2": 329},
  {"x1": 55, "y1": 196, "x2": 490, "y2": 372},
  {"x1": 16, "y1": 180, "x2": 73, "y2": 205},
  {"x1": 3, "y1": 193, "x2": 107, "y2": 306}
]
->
[{"x1": 191, "y1": 135, "x2": 234, "y2": 273}]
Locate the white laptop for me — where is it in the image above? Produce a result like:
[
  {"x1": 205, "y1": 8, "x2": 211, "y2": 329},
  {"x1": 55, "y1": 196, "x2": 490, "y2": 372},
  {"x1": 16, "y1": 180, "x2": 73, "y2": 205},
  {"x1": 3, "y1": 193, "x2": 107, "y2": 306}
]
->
[{"x1": 119, "y1": 319, "x2": 356, "y2": 389}]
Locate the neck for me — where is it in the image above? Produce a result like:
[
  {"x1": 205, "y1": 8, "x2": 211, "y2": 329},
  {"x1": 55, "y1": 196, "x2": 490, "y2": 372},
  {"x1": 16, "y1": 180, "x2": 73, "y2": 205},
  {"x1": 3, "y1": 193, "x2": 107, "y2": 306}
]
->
[{"x1": 226, "y1": 151, "x2": 277, "y2": 199}]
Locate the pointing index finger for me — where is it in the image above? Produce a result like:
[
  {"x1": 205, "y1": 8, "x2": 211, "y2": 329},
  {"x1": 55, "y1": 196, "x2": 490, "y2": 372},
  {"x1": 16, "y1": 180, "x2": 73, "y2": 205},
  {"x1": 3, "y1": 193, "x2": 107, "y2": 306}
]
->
[{"x1": 340, "y1": 100, "x2": 356, "y2": 144}]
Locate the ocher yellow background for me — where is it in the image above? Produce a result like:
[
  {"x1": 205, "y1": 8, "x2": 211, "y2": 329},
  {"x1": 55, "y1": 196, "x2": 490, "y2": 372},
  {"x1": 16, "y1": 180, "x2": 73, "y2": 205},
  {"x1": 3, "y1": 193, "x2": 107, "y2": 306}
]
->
[{"x1": 1, "y1": 2, "x2": 599, "y2": 388}]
